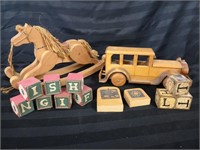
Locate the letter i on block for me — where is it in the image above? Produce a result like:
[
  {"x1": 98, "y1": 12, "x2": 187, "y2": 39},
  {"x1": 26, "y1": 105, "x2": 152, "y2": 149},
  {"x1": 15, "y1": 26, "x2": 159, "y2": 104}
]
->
[
  {"x1": 54, "y1": 89, "x2": 72, "y2": 109},
  {"x1": 10, "y1": 95, "x2": 34, "y2": 117},
  {"x1": 43, "y1": 74, "x2": 61, "y2": 95},
  {"x1": 36, "y1": 95, "x2": 53, "y2": 110},
  {"x1": 73, "y1": 85, "x2": 93, "y2": 106},
  {"x1": 66, "y1": 73, "x2": 84, "y2": 93},
  {"x1": 18, "y1": 77, "x2": 43, "y2": 101}
]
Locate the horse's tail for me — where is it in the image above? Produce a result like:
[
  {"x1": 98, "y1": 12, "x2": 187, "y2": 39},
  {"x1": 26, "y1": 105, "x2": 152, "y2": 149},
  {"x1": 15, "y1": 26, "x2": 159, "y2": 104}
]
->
[{"x1": 78, "y1": 39, "x2": 99, "y2": 58}]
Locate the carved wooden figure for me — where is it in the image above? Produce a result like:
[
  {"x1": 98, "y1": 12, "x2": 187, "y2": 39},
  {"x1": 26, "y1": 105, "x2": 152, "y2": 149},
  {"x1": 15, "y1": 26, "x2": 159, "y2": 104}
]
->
[
  {"x1": 66, "y1": 73, "x2": 84, "y2": 93},
  {"x1": 73, "y1": 85, "x2": 93, "y2": 106},
  {"x1": 124, "y1": 88, "x2": 151, "y2": 107},
  {"x1": 36, "y1": 95, "x2": 53, "y2": 110},
  {"x1": 10, "y1": 94, "x2": 35, "y2": 117},
  {"x1": 97, "y1": 86, "x2": 124, "y2": 112},
  {"x1": 43, "y1": 74, "x2": 61, "y2": 95},
  {"x1": 163, "y1": 74, "x2": 192, "y2": 95},
  {"x1": 18, "y1": 77, "x2": 43, "y2": 101},
  {"x1": 54, "y1": 88, "x2": 72, "y2": 109},
  {"x1": 3, "y1": 23, "x2": 105, "y2": 91}
]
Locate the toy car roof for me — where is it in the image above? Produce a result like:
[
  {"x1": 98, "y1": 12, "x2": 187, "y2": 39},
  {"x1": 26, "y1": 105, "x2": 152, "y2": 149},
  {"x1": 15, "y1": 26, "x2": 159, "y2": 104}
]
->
[{"x1": 105, "y1": 46, "x2": 155, "y2": 56}]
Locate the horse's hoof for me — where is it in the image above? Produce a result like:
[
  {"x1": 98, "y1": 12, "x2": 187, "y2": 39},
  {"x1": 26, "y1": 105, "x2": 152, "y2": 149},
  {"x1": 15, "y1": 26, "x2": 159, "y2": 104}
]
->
[
  {"x1": 10, "y1": 76, "x2": 20, "y2": 89},
  {"x1": 4, "y1": 66, "x2": 13, "y2": 78}
]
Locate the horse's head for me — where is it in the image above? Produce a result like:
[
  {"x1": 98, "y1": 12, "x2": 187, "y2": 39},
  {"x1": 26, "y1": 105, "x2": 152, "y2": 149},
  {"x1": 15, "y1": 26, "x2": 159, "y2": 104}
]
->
[{"x1": 11, "y1": 23, "x2": 33, "y2": 46}]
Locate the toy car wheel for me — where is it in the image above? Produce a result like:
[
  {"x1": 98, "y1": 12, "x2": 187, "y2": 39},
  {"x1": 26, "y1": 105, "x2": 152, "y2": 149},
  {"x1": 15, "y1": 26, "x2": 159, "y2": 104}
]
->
[{"x1": 111, "y1": 73, "x2": 126, "y2": 87}]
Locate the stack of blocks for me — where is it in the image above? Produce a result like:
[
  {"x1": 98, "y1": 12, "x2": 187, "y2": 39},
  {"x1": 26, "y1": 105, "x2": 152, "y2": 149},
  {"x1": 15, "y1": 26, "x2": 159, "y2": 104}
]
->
[
  {"x1": 10, "y1": 73, "x2": 93, "y2": 117},
  {"x1": 155, "y1": 74, "x2": 193, "y2": 110}
]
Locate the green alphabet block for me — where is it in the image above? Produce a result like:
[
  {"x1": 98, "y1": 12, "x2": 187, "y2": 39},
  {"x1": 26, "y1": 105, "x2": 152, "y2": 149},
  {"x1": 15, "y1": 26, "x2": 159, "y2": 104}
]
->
[
  {"x1": 10, "y1": 95, "x2": 35, "y2": 117},
  {"x1": 36, "y1": 95, "x2": 53, "y2": 110},
  {"x1": 54, "y1": 89, "x2": 72, "y2": 109}
]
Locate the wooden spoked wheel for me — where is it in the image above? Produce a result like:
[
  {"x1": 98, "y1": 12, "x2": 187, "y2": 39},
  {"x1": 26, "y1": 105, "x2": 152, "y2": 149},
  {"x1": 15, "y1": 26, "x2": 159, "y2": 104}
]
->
[{"x1": 111, "y1": 72, "x2": 126, "y2": 87}]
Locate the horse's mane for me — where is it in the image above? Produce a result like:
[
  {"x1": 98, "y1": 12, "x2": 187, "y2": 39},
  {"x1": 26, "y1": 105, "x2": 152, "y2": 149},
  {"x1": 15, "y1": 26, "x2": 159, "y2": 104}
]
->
[{"x1": 33, "y1": 26, "x2": 69, "y2": 58}]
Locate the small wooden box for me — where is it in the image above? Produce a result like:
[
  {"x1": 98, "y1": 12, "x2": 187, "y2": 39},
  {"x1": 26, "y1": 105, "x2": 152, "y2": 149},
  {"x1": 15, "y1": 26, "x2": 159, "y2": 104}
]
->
[
  {"x1": 18, "y1": 77, "x2": 43, "y2": 101},
  {"x1": 36, "y1": 95, "x2": 53, "y2": 110},
  {"x1": 97, "y1": 86, "x2": 124, "y2": 112},
  {"x1": 155, "y1": 88, "x2": 176, "y2": 109},
  {"x1": 163, "y1": 74, "x2": 192, "y2": 95},
  {"x1": 54, "y1": 88, "x2": 72, "y2": 109},
  {"x1": 10, "y1": 94, "x2": 35, "y2": 117},
  {"x1": 43, "y1": 74, "x2": 61, "y2": 95},
  {"x1": 66, "y1": 73, "x2": 84, "y2": 93},
  {"x1": 124, "y1": 88, "x2": 151, "y2": 107},
  {"x1": 73, "y1": 85, "x2": 93, "y2": 106}
]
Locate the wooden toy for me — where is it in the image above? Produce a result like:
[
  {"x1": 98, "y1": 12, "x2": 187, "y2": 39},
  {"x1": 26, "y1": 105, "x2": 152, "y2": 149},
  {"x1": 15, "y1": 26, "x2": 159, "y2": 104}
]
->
[
  {"x1": 174, "y1": 93, "x2": 193, "y2": 110},
  {"x1": 54, "y1": 88, "x2": 72, "y2": 109},
  {"x1": 43, "y1": 74, "x2": 61, "y2": 95},
  {"x1": 155, "y1": 88, "x2": 176, "y2": 109},
  {"x1": 10, "y1": 94, "x2": 34, "y2": 117},
  {"x1": 124, "y1": 88, "x2": 151, "y2": 107},
  {"x1": 163, "y1": 74, "x2": 192, "y2": 95},
  {"x1": 36, "y1": 95, "x2": 53, "y2": 110},
  {"x1": 18, "y1": 77, "x2": 43, "y2": 101},
  {"x1": 99, "y1": 46, "x2": 189, "y2": 87},
  {"x1": 3, "y1": 23, "x2": 105, "y2": 91},
  {"x1": 73, "y1": 85, "x2": 93, "y2": 106},
  {"x1": 155, "y1": 88, "x2": 192, "y2": 110},
  {"x1": 97, "y1": 86, "x2": 123, "y2": 112},
  {"x1": 66, "y1": 73, "x2": 83, "y2": 93}
]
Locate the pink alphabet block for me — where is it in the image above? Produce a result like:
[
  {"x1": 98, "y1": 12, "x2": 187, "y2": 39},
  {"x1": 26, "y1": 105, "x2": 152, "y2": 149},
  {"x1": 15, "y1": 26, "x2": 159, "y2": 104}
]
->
[
  {"x1": 18, "y1": 77, "x2": 43, "y2": 101},
  {"x1": 54, "y1": 88, "x2": 72, "y2": 109},
  {"x1": 43, "y1": 74, "x2": 61, "y2": 95},
  {"x1": 10, "y1": 94, "x2": 35, "y2": 117},
  {"x1": 66, "y1": 73, "x2": 84, "y2": 93},
  {"x1": 73, "y1": 85, "x2": 93, "y2": 106}
]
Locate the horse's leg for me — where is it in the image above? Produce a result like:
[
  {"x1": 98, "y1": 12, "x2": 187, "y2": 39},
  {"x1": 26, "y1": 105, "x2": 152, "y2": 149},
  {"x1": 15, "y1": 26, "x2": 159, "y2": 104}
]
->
[
  {"x1": 22, "y1": 51, "x2": 59, "y2": 80},
  {"x1": 20, "y1": 59, "x2": 39, "y2": 79}
]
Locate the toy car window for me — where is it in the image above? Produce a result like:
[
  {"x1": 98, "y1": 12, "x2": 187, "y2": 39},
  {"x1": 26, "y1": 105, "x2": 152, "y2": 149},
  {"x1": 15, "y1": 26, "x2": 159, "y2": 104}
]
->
[
  {"x1": 137, "y1": 55, "x2": 149, "y2": 66},
  {"x1": 123, "y1": 55, "x2": 134, "y2": 65},
  {"x1": 111, "y1": 54, "x2": 120, "y2": 64}
]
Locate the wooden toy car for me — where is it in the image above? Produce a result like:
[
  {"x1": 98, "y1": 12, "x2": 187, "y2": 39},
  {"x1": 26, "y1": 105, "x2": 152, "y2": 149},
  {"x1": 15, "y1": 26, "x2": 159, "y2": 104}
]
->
[{"x1": 99, "y1": 46, "x2": 189, "y2": 86}]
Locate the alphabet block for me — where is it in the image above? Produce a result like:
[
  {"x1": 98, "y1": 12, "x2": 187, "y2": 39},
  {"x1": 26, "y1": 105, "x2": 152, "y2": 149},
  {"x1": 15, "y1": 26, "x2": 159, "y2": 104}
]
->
[
  {"x1": 43, "y1": 74, "x2": 61, "y2": 95},
  {"x1": 18, "y1": 77, "x2": 43, "y2": 101},
  {"x1": 36, "y1": 95, "x2": 53, "y2": 110},
  {"x1": 174, "y1": 93, "x2": 193, "y2": 110},
  {"x1": 155, "y1": 88, "x2": 176, "y2": 109},
  {"x1": 155, "y1": 88, "x2": 193, "y2": 110},
  {"x1": 73, "y1": 85, "x2": 93, "y2": 106},
  {"x1": 10, "y1": 94, "x2": 34, "y2": 117},
  {"x1": 163, "y1": 74, "x2": 192, "y2": 95},
  {"x1": 66, "y1": 73, "x2": 84, "y2": 93},
  {"x1": 124, "y1": 88, "x2": 151, "y2": 107},
  {"x1": 97, "y1": 86, "x2": 124, "y2": 112},
  {"x1": 54, "y1": 89, "x2": 72, "y2": 109}
]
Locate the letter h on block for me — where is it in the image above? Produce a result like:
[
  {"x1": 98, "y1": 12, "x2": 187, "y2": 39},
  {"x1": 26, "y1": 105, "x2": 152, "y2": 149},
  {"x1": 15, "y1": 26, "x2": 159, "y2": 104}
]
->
[
  {"x1": 10, "y1": 95, "x2": 35, "y2": 117},
  {"x1": 66, "y1": 73, "x2": 84, "y2": 93},
  {"x1": 54, "y1": 89, "x2": 72, "y2": 109},
  {"x1": 43, "y1": 74, "x2": 61, "y2": 95},
  {"x1": 18, "y1": 77, "x2": 43, "y2": 101}
]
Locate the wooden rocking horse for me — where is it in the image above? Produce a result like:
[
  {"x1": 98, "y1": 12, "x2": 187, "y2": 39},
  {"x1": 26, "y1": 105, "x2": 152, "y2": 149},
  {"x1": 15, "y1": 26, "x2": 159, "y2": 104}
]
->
[{"x1": 3, "y1": 23, "x2": 105, "y2": 91}]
